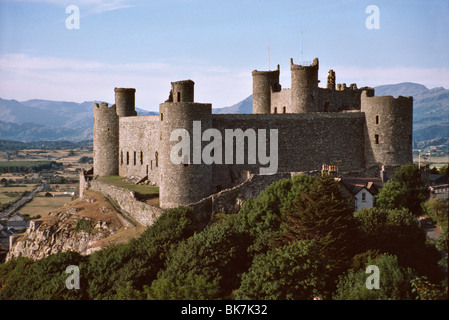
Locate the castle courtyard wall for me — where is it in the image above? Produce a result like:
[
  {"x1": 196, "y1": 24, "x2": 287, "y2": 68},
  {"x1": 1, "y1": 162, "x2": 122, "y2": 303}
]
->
[
  {"x1": 89, "y1": 179, "x2": 163, "y2": 227},
  {"x1": 119, "y1": 116, "x2": 160, "y2": 183}
]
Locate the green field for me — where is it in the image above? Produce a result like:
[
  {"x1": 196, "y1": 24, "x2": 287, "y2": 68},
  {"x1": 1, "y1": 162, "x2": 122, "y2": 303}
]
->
[
  {"x1": 0, "y1": 160, "x2": 62, "y2": 173},
  {"x1": 97, "y1": 176, "x2": 159, "y2": 195}
]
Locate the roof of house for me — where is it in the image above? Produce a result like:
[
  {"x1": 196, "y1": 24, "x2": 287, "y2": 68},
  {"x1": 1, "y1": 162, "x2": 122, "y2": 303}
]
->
[
  {"x1": 429, "y1": 174, "x2": 449, "y2": 185},
  {"x1": 9, "y1": 213, "x2": 25, "y2": 221},
  {"x1": 340, "y1": 177, "x2": 384, "y2": 196}
]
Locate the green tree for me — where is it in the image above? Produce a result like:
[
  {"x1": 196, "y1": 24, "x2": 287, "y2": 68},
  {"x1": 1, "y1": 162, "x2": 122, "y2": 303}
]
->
[
  {"x1": 354, "y1": 207, "x2": 442, "y2": 282},
  {"x1": 146, "y1": 215, "x2": 250, "y2": 300},
  {"x1": 422, "y1": 197, "x2": 448, "y2": 232},
  {"x1": 84, "y1": 206, "x2": 199, "y2": 299},
  {"x1": 390, "y1": 164, "x2": 427, "y2": 215},
  {"x1": 438, "y1": 164, "x2": 449, "y2": 176},
  {"x1": 236, "y1": 240, "x2": 328, "y2": 300},
  {"x1": 234, "y1": 174, "x2": 316, "y2": 255},
  {"x1": 410, "y1": 276, "x2": 447, "y2": 300},
  {"x1": 280, "y1": 174, "x2": 359, "y2": 271},
  {"x1": 376, "y1": 180, "x2": 408, "y2": 210},
  {"x1": 333, "y1": 253, "x2": 415, "y2": 300},
  {"x1": 0, "y1": 252, "x2": 87, "y2": 300}
]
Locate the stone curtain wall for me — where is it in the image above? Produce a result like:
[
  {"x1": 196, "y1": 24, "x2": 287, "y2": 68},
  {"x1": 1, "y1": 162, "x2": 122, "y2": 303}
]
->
[
  {"x1": 89, "y1": 180, "x2": 163, "y2": 227},
  {"x1": 211, "y1": 112, "x2": 366, "y2": 179},
  {"x1": 190, "y1": 172, "x2": 294, "y2": 216}
]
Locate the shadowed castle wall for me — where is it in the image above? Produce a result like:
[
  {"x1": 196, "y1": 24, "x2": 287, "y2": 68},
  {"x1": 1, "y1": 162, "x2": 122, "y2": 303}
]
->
[{"x1": 210, "y1": 112, "x2": 366, "y2": 192}]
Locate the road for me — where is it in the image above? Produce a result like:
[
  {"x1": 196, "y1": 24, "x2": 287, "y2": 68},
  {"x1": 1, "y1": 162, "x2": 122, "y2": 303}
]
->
[{"x1": 0, "y1": 184, "x2": 43, "y2": 219}]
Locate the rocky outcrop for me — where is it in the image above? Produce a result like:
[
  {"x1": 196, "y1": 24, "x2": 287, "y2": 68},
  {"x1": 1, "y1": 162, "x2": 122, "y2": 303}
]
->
[{"x1": 6, "y1": 190, "x2": 141, "y2": 261}]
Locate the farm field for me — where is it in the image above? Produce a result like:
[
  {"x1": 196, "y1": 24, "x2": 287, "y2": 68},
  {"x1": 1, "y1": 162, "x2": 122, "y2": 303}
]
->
[
  {"x1": 413, "y1": 155, "x2": 449, "y2": 169},
  {"x1": 0, "y1": 184, "x2": 38, "y2": 206},
  {"x1": 18, "y1": 192, "x2": 72, "y2": 218}
]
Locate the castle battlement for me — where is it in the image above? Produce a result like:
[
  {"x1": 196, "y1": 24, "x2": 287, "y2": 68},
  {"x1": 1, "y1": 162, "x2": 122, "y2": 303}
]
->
[{"x1": 92, "y1": 56, "x2": 413, "y2": 210}]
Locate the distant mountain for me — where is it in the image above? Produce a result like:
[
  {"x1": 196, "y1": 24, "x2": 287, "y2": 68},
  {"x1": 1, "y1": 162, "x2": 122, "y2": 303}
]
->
[
  {"x1": 374, "y1": 82, "x2": 430, "y2": 97},
  {"x1": 0, "y1": 83, "x2": 447, "y2": 151},
  {"x1": 213, "y1": 95, "x2": 252, "y2": 114},
  {"x1": 375, "y1": 83, "x2": 449, "y2": 150},
  {"x1": 0, "y1": 98, "x2": 157, "y2": 142},
  {"x1": 212, "y1": 83, "x2": 448, "y2": 152}
]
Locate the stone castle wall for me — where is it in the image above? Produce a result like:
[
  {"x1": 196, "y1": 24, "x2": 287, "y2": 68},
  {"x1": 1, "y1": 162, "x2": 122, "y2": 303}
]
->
[
  {"x1": 119, "y1": 115, "x2": 160, "y2": 183},
  {"x1": 88, "y1": 180, "x2": 164, "y2": 227},
  {"x1": 210, "y1": 112, "x2": 366, "y2": 192}
]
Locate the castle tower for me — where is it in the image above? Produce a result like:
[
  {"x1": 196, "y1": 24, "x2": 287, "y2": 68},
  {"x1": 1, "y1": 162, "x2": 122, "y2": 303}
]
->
[
  {"x1": 93, "y1": 103, "x2": 119, "y2": 176},
  {"x1": 361, "y1": 90, "x2": 413, "y2": 169},
  {"x1": 114, "y1": 88, "x2": 137, "y2": 117},
  {"x1": 290, "y1": 57, "x2": 319, "y2": 113},
  {"x1": 159, "y1": 80, "x2": 213, "y2": 209},
  {"x1": 171, "y1": 80, "x2": 195, "y2": 102},
  {"x1": 251, "y1": 65, "x2": 280, "y2": 114}
]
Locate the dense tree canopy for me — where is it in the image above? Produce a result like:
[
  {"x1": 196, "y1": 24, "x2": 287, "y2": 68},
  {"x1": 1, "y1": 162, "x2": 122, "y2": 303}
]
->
[{"x1": 0, "y1": 167, "x2": 445, "y2": 300}]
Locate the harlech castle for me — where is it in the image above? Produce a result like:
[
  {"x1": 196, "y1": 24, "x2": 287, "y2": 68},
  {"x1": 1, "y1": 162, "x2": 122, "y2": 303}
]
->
[{"x1": 91, "y1": 57, "x2": 413, "y2": 211}]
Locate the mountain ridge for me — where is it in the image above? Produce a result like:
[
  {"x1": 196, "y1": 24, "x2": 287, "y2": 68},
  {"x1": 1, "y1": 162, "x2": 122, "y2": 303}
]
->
[{"x1": 0, "y1": 83, "x2": 447, "y2": 152}]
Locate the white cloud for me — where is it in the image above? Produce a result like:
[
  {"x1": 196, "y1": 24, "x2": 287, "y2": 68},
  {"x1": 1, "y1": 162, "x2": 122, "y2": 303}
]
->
[
  {"x1": 0, "y1": 0, "x2": 135, "y2": 14},
  {"x1": 3, "y1": 53, "x2": 447, "y2": 113},
  {"x1": 0, "y1": 53, "x2": 251, "y2": 111}
]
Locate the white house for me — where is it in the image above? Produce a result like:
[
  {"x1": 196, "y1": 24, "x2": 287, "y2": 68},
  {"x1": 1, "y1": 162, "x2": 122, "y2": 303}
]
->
[{"x1": 339, "y1": 178, "x2": 384, "y2": 211}]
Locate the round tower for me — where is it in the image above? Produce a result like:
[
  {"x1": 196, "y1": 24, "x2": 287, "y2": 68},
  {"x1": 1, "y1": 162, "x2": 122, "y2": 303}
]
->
[
  {"x1": 93, "y1": 102, "x2": 119, "y2": 176},
  {"x1": 159, "y1": 80, "x2": 213, "y2": 209},
  {"x1": 290, "y1": 57, "x2": 319, "y2": 113},
  {"x1": 361, "y1": 90, "x2": 413, "y2": 169},
  {"x1": 114, "y1": 88, "x2": 137, "y2": 117},
  {"x1": 171, "y1": 80, "x2": 195, "y2": 103},
  {"x1": 251, "y1": 65, "x2": 280, "y2": 114}
]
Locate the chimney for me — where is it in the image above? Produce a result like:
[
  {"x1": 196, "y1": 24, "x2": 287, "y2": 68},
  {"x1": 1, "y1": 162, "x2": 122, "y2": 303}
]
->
[{"x1": 380, "y1": 165, "x2": 387, "y2": 184}]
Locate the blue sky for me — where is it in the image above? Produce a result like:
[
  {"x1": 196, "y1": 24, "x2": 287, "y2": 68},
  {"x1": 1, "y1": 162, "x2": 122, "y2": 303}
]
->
[{"x1": 0, "y1": 0, "x2": 448, "y2": 111}]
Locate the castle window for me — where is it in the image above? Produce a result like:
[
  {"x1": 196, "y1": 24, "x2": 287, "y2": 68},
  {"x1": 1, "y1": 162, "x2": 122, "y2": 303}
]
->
[
  {"x1": 146, "y1": 165, "x2": 149, "y2": 175},
  {"x1": 140, "y1": 151, "x2": 143, "y2": 165},
  {"x1": 375, "y1": 115, "x2": 379, "y2": 124},
  {"x1": 282, "y1": 106, "x2": 286, "y2": 113},
  {"x1": 120, "y1": 151, "x2": 123, "y2": 165},
  {"x1": 375, "y1": 134, "x2": 379, "y2": 144},
  {"x1": 161, "y1": 113, "x2": 163, "y2": 121},
  {"x1": 126, "y1": 152, "x2": 129, "y2": 165},
  {"x1": 274, "y1": 107, "x2": 277, "y2": 114},
  {"x1": 134, "y1": 151, "x2": 137, "y2": 165},
  {"x1": 155, "y1": 152, "x2": 159, "y2": 167},
  {"x1": 177, "y1": 92, "x2": 181, "y2": 102},
  {"x1": 362, "y1": 192, "x2": 366, "y2": 202}
]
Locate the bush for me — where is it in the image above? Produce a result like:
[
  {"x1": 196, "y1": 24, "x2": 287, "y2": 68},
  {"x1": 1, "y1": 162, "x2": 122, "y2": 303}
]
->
[
  {"x1": 85, "y1": 206, "x2": 199, "y2": 299},
  {"x1": 146, "y1": 215, "x2": 251, "y2": 299},
  {"x1": 354, "y1": 207, "x2": 443, "y2": 282},
  {"x1": 333, "y1": 253, "x2": 415, "y2": 300},
  {"x1": 236, "y1": 240, "x2": 328, "y2": 300},
  {"x1": 0, "y1": 252, "x2": 87, "y2": 300}
]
